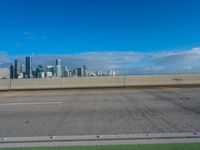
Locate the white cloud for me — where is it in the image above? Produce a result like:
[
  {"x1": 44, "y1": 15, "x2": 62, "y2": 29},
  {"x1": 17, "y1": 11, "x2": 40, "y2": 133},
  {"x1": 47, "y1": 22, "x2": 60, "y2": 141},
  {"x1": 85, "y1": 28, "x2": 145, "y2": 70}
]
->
[
  {"x1": 26, "y1": 51, "x2": 143, "y2": 71},
  {"x1": 23, "y1": 32, "x2": 47, "y2": 40},
  {"x1": 0, "y1": 47, "x2": 200, "y2": 75},
  {"x1": 0, "y1": 68, "x2": 9, "y2": 78},
  {"x1": 151, "y1": 47, "x2": 200, "y2": 66},
  {"x1": 0, "y1": 51, "x2": 11, "y2": 66}
]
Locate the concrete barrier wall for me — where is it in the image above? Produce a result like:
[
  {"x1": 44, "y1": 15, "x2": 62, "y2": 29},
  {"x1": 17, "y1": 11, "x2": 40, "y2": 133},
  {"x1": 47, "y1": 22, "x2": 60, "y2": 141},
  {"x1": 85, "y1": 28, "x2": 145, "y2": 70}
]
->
[
  {"x1": 125, "y1": 74, "x2": 200, "y2": 86},
  {"x1": 60, "y1": 76, "x2": 125, "y2": 88},
  {"x1": 10, "y1": 76, "x2": 125, "y2": 90},
  {"x1": 0, "y1": 79, "x2": 10, "y2": 91},
  {"x1": 1, "y1": 74, "x2": 200, "y2": 91},
  {"x1": 10, "y1": 78, "x2": 61, "y2": 90}
]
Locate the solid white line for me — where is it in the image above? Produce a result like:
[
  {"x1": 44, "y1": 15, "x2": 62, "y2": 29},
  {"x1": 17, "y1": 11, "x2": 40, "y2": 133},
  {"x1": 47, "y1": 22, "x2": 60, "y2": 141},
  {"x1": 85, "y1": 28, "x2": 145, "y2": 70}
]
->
[
  {"x1": 0, "y1": 132, "x2": 200, "y2": 148},
  {"x1": 1, "y1": 132, "x2": 200, "y2": 142},
  {"x1": 0, "y1": 102, "x2": 63, "y2": 106},
  {"x1": 1, "y1": 138, "x2": 200, "y2": 148}
]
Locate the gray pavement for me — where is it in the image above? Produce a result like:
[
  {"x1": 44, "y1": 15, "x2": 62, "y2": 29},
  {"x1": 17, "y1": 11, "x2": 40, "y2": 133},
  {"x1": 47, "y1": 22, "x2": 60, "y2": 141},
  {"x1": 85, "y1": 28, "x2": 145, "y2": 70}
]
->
[{"x1": 0, "y1": 88, "x2": 200, "y2": 137}]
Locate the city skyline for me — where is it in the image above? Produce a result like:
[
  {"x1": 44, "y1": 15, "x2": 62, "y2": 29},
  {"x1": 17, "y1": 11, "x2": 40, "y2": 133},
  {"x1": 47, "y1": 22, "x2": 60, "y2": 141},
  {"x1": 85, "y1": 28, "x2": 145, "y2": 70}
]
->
[{"x1": 9, "y1": 56, "x2": 116, "y2": 79}]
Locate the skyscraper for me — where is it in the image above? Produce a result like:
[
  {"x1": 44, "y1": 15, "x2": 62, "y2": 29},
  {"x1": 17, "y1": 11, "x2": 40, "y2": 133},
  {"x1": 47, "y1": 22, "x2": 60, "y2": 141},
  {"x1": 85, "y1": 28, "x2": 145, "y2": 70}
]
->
[
  {"x1": 36, "y1": 65, "x2": 44, "y2": 78},
  {"x1": 10, "y1": 65, "x2": 15, "y2": 79},
  {"x1": 76, "y1": 66, "x2": 87, "y2": 77},
  {"x1": 21, "y1": 64, "x2": 26, "y2": 77},
  {"x1": 26, "y1": 56, "x2": 32, "y2": 78},
  {"x1": 63, "y1": 67, "x2": 70, "y2": 77},
  {"x1": 83, "y1": 65, "x2": 88, "y2": 77},
  {"x1": 14, "y1": 59, "x2": 21, "y2": 78},
  {"x1": 73, "y1": 68, "x2": 78, "y2": 77},
  {"x1": 46, "y1": 65, "x2": 54, "y2": 78},
  {"x1": 55, "y1": 59, "x2": 62, "y2": 77},
  {"x1": 108, "y1": 70, "x2": 116, "y2": 76},
  {"x1": 76, "y1": 67, "x2": 84, "y2": 77},
  {"x1": 56, "y1": 59, "x2": 61, "y2": 66}
]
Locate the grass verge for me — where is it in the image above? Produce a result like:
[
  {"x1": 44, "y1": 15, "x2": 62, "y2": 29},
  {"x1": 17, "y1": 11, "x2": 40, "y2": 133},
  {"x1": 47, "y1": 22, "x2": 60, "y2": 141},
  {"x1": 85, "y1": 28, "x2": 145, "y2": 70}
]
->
[{"x1": 1, "y1": 143, "x2": 200, "y2": 150}]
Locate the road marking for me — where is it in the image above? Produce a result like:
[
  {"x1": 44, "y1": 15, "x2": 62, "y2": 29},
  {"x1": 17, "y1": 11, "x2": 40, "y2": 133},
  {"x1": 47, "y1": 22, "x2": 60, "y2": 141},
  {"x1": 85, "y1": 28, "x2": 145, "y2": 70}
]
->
[
  {"x1": 0, "y1": 102, "x2": 63, "y2": 106},
  {"x1": 0, "y1": 132, "x2": 200, "y2": 148}
]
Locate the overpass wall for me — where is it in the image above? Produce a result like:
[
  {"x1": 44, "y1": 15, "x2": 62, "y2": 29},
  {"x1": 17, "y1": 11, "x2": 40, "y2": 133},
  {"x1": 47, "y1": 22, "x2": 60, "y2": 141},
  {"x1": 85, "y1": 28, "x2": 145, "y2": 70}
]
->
[
  {"x1": 10, "y1": 78, "x2": 61, "y2": 90},
  {"x1": 60, "y1": 76, "x2": 124, "y2": 88},
  {"x1": 0, "y1": 79, "x2": 10, "y2": 91},
  {"x1": 1, "y1": 74, "x2": 200, "y2": 90},
  {"x1": 125, "y1": 74, "x2": 200, "y2": 86}
]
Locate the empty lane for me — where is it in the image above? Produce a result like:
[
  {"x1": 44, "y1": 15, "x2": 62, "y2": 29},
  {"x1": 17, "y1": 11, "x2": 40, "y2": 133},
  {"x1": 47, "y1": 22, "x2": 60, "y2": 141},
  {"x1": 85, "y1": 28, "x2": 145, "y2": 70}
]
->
[{"x1": 0, "y1": 88, "x2": 200, "y2": 137}]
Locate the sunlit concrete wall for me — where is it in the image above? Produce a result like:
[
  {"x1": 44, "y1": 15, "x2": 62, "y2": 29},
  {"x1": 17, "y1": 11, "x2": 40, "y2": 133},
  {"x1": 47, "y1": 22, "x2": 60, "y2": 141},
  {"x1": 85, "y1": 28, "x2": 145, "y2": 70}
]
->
[
  {"x1": 0, "y1": 79, "x2": 10, "y2": 91},
  {"x1": 125, "y1": 74, "x2": 200, "y2": 86},
  {"x1": 10, "y1": 78, "x2": 61, "y2": 90},
  {"x1": 60, "y1": 76, "x2": 125, "y2": 88},
  {"x1": 0, "y1": 74, "x2": 200, "y2": 91}
]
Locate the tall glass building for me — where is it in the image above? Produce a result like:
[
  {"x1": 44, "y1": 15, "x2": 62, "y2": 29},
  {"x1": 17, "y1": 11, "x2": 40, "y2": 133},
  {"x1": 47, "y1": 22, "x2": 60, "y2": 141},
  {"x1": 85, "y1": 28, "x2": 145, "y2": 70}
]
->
[
  {"x1": 14, "y1": 59, "x2": 21, "y2": 78},
  {"x1": 26, "y1": 56, "x2": 32, "y2": 78},
  {"x1": 10, "y1": 65, "x2": 15, "y2": 79},
  {"x1": 56, "y1": 59, "x2": 61, "y2": 66},
  {"x1": 55, "y1": 59, "x2": 62, "y2": 77}
]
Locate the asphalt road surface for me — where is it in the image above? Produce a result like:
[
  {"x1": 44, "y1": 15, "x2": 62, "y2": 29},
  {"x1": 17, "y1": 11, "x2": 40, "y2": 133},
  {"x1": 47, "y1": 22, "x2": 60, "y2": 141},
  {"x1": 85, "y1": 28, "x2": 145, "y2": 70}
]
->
[{"x1": 0, "y1": 87, "x2": 200, "y2": 137}]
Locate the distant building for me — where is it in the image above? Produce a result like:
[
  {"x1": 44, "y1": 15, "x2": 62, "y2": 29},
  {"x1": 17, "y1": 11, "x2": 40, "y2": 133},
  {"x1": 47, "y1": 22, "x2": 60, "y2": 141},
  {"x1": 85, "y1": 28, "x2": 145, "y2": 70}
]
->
[
  {"x1": 96, "y1": 70, "x2": 103, "y2": 76},
  {"x1": 63, "y1": 67, "x2": 70, "y2": 77},
  {"x1": 10, "y1": 65, "x2": 15, "y2": 79},
  {"x1": 88, "y1": 71, "x2": 96, "y2": 76},
  {"x1": 38, "y1": 72, "x2": 45, "y2": 78},
  {"x1": 32, "y1": 68, "x2": 36, "y2": 78},
  {"x1": 76, "y1": 67, "x2": 83, "y2": 77},
  {"x1": 73, "y1": 68, "x2": 78, "y2": 77},
  {"x1": 55, "y1": 65, "x2": 62, "y2": 77},
  {"x1": 21, "y1": 64, "x2": 26, "y2": 77},
  {"x1": 55, "y1": 59, "x2": 62, "y2": 77},
  {"x1": 25, "y1": 56, "x2": 32, "y2": 78},
  {"x1": 69, "y1": 70, "x2": 73, "y2": 77},
  {"x1": 36, "y1": 65, "x2": 44, "y2": 78},
  {"x1": 46, "y1": 65, "x2": 54, "y2": 77},
  {"x1": 83, "y1": 65, "x2": 88, "y2": 77},
  {"x1": 46, "y1": 65, "x2": 54, "y2": 73},
  {"x1": 14, "y1": 59, "x2": 21, "y2": 78},
  {"x1": 46, "y1": 71, "x2": 53, "y2": 78},
  {"x1": 8, "y1": 57, "x2": 117, "y2": 79},
  {"x1": 56, "y1": 59, "x2": 61, "y2": 66},
  {"x1": 108, "y1": 70, "x2": 116, "y2": 76},
  {"x1": 18, "y1": 72, "x2": 24, "y2": 79},
  {"x1": 74, "y1": 66, "x2": 88, "y2": 77}
]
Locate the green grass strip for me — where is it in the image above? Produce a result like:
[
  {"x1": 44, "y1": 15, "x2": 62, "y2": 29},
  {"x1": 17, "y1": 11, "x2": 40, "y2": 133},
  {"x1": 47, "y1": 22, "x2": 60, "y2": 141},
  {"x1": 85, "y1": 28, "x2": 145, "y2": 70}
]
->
[{"x1": 1, "y1": 143, "x2": 200, "y2": 150}]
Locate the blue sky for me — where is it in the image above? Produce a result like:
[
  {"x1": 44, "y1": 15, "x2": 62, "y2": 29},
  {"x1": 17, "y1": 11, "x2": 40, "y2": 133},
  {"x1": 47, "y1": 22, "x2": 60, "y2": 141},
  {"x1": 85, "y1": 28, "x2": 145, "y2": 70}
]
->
[{"x1": 0, "y1": 0, "x2": 200, "y2": 74}]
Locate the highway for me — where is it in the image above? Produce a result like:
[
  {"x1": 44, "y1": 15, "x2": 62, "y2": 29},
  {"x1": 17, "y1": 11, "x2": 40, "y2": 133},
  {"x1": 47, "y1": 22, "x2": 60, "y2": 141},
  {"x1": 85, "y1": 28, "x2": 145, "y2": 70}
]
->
[{"x1": 0, "y1": 87, "x2": 200, "y2": 138}]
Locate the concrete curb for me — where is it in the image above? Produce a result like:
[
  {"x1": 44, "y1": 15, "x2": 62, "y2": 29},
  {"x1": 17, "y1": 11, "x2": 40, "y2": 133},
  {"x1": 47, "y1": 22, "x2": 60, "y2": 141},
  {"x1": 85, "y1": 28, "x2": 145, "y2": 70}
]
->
[{"x1": 1, "y1": 132, "x2": 200, "y2": 148}]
